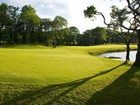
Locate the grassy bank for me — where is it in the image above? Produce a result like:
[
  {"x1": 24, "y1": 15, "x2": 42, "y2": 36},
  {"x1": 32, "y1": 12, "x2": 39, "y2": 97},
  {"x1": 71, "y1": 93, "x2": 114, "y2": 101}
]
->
[{"x1": 0, "y1": 45, "x2": 139, "y2": 105}]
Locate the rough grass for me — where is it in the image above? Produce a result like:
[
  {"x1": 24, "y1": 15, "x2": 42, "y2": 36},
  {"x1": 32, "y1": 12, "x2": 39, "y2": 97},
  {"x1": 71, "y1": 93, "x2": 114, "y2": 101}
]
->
[{"x1": 0, "y1": 44, "x2": 139, "y2": 105}]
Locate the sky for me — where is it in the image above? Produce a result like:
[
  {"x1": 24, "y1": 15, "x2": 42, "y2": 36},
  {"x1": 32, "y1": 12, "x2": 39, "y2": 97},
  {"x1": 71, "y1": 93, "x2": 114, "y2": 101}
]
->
[{"x1": 0, "y1": 0, "x2": 127, "y2": 33}]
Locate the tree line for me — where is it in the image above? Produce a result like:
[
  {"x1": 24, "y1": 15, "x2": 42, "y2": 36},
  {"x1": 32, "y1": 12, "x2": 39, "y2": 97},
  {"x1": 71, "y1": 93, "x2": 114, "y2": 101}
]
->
[
  {"x1": 0, "y1": 3, "x2": 79, "y2": 46},
  {"x1": 80, "y1": 27, "x2": 136, "y2": 46},
  {"x1": 0, "y1": 3, "x2": 137, "y2": 47}
]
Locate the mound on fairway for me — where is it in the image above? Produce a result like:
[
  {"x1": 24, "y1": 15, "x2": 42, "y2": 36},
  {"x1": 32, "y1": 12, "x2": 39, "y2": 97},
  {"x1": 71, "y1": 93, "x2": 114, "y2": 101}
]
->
[{"x1": 0, "y1": 45, "x2": 140, "y2": 105}]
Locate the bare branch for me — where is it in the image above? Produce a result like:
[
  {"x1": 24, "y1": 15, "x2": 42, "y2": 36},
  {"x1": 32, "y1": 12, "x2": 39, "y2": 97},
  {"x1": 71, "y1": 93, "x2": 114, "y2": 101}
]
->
[
  {"x1": 126, "y1": 0, "x2": 140, "y2": 16},
  {"x1": 96, "y1": 12, "x2": 111, "y2": 26}
]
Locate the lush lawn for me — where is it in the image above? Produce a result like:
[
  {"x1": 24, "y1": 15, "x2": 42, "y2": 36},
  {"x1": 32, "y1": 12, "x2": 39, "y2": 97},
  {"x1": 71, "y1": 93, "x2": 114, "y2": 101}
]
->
[{"x1": 0, "y1": 45, "x2": 140, "y2": 105}]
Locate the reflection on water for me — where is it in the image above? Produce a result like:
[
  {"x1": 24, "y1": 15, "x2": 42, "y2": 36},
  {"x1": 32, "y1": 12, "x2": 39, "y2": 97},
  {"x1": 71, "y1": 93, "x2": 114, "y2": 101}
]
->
[{"x1": 101, "y1": 51, "x2": 137, "y2": 62}]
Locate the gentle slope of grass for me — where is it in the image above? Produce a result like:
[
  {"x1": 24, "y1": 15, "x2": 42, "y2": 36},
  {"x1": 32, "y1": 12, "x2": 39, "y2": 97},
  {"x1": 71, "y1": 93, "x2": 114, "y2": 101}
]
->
[{"x1": 0, "y1": 45, "x2": 139, "y2": 105}]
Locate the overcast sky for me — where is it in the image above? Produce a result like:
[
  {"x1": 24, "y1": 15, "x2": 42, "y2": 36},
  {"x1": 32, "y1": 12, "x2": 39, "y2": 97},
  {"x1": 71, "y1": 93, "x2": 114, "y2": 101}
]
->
[{"x1": 0, "y1": 0, "x2": 127, "y2": 33}]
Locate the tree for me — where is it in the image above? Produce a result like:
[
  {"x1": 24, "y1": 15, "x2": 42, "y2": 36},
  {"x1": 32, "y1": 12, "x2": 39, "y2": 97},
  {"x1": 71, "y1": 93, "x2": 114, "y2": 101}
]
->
[
  {"x1": 20, "y1": 5, "x2": 40, "y2": 43},
  {"x1": 39, "y1": 18, "x2": 53, "y2": 45},
  {"x1": 93, "y1": 27, "x2": 107, "y2": 44},
  {"x1": 8, "y1": 5, "x2": 19, "y2": 43},
  {"x1": 58, "y1": 28, "x2": 69, "y2": 45},
  {"x1": 125, "y1": 0, "x2": 140, "y2": 65},
  {"x1": 65, "y1": 26, "x2": 80, "y2": 45},
  {"x1": 0, "y1": 3, "x2": 10, "y2": 43},
  {"x1": 52, "y1": 16, "x2": 68, "y2": 47},
  {"x1": 106, "y1": 29, "x2": 121, "y2": 44},
  {"x1": 41, "y1": 18, "x2": 52, "y2": 32},
  {"x1": 53, "y1": 16, "x2": 67, "y2": 30},
  {"x1": 83, "y1": 29, "x2": 93, "y2": 45},
  {"x1": 84, "y1": 0, "x2": 140, "y2": 65},
  {"x1": 84, "y1": 4, "x2": 137, "y2": 63},
  {"x1": 82, "y1": 27, "x2": 107, "y2": 45},
  {"x1": 109, "y1": 5, "x2": 136, "y2": 62}
]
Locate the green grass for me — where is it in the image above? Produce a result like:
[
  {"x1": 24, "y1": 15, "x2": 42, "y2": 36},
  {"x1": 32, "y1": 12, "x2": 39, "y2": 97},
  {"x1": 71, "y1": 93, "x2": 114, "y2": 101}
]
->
[{"x1": 0, "y1": 44, "x2": 140, "y2": 105}]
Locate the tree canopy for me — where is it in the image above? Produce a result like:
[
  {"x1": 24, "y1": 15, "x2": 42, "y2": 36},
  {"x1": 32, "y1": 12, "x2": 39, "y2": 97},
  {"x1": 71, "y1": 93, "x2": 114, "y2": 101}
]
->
[{"x1": 84, "y1": 0, "x2": 140, "y2": 65}]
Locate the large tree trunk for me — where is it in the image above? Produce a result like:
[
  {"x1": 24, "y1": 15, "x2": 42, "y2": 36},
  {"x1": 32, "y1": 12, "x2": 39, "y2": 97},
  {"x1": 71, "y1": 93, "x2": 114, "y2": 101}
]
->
[
  {"x1": 133, "y1": 30, "x2": 140, "y2": 66},
  {"x1": 125, "y1": 42, "x2": 130, "y2": 63}
]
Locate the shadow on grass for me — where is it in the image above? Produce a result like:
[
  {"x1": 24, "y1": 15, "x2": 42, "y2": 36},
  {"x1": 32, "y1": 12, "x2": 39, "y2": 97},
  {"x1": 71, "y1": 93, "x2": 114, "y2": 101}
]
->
[
  {"x1": 86, "y1": 65, "x2": 140, "y2": 105},
  {"x1": 2, "y1": 63, "x2": 124, "y2": 105}
]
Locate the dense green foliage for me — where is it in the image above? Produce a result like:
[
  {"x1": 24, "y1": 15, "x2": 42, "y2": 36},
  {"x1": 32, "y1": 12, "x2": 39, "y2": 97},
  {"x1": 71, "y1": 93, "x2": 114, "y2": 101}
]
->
[
  {"x1": 0, "y1": 3, "x2": 80, "y2": 46},
  {"x1": 0, "y1": 45, "x2": 139, "y2": 105},
  {"x1": 0, "y1": 3, "x2": 137, "y2": 46},
  {"x1": 79, "y1": 28, "x2": 136, "y2": 46}
]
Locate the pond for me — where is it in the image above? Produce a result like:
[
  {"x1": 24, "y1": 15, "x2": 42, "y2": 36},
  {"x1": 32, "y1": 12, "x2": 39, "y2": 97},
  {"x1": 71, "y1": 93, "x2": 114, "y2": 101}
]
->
[{"x1": 101, "y1": 51, "x2": 137, "y2": 62}]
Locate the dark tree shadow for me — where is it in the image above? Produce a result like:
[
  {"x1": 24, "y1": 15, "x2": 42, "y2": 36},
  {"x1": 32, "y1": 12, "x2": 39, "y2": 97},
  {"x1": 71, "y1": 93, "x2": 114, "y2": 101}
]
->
[
  {"x1": 2, "y1": 63, "x2": 124, "y2": 105},
  {"x1": 86, "y1": 65, "x2": 140, "y2": 105}
]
